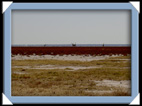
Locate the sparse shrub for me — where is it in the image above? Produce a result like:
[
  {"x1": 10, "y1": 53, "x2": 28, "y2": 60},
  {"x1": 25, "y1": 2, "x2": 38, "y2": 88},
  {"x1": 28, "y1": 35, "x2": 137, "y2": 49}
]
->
[
  {"x1": 21, "y1": 69, "x2": 25, "y2": 71},
  {"x1": 65, "y1": 68, "x2": 73, "y2": 70},
  {"x1": 88, "y1": 81, "x2": 96, "y2": 87}
]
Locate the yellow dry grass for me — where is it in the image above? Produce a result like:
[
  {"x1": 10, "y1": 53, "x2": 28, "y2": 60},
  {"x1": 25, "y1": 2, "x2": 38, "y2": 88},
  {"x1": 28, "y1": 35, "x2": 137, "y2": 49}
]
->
[{"x1": 11, "y1": 55, "x2": 131, "y2": 96}]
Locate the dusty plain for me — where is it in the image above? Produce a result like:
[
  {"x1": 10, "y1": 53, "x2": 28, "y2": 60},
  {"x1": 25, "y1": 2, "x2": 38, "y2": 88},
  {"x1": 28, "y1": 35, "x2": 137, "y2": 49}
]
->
[{"x1": 11, "y1": 54, "x2": 131, "y2": 96}]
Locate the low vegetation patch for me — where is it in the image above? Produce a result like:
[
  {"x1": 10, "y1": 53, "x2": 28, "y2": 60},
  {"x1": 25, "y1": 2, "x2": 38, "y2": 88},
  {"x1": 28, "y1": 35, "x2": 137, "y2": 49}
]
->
[{"x1": 12, "y1": 55, "x2": 131, "y2": 96}]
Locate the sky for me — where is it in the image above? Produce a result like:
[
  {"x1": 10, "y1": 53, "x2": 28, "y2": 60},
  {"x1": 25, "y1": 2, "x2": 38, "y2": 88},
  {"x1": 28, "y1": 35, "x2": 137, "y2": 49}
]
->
[{"x1": 11, "y1": 10, "x2": 131, "y2": 45}]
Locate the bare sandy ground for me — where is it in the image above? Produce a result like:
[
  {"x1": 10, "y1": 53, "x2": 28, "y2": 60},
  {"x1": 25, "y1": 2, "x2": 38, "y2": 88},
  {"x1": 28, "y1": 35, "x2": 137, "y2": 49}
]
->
[
  {"x1": 12, "y1": 54, "x2": 124, "y2": 61},
  {"x1": 12, "y1": 54, "x2": 130, "y2": 71},
  {"x1": 86, "y1": 80, "x2": 131, "y2": 94},
  {"x1": 95, "y1": 80, "x2": 131, "y2": 89},
  {"x1": 12, "y1": 64, "x2": 130, "y2": 72},
  {"x1": 12, "y1": 65, "x2": 102, "y2": 71},
  {"x1": 12, "y1": 54, "x2": 130, "y2": 73}
]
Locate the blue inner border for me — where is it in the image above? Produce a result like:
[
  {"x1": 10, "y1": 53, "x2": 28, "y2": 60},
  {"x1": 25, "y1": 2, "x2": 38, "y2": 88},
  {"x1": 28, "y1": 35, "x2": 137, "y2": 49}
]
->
[{"x1": 4, "y1": 3, "x2": 139, "y2": 104}]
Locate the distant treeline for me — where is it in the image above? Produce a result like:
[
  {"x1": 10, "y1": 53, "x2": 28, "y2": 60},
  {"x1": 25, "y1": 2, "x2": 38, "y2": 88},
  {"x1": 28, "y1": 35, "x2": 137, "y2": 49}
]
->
[{"x1": 12, "y1": 44, "x2": 131, "y2": 47}]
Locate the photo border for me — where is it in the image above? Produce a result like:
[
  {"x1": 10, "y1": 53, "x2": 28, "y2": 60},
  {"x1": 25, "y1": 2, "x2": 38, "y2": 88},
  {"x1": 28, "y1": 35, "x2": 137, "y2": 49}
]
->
[{"x1": 3, "y1": 3, "x2": 139, "y2": 104}]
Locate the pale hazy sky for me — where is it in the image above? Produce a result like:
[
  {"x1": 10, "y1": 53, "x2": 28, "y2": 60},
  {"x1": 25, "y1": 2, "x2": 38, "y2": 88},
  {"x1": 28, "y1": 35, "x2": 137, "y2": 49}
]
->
[{"x1": 11, "y1": 10, "x2": 131, "y2": 45}]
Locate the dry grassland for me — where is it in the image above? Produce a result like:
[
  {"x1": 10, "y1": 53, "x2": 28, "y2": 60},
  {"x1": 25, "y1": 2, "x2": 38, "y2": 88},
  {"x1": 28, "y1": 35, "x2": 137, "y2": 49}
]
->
[{"x1": 11, "y1": 55, "x2": 131, "y2": 96}]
